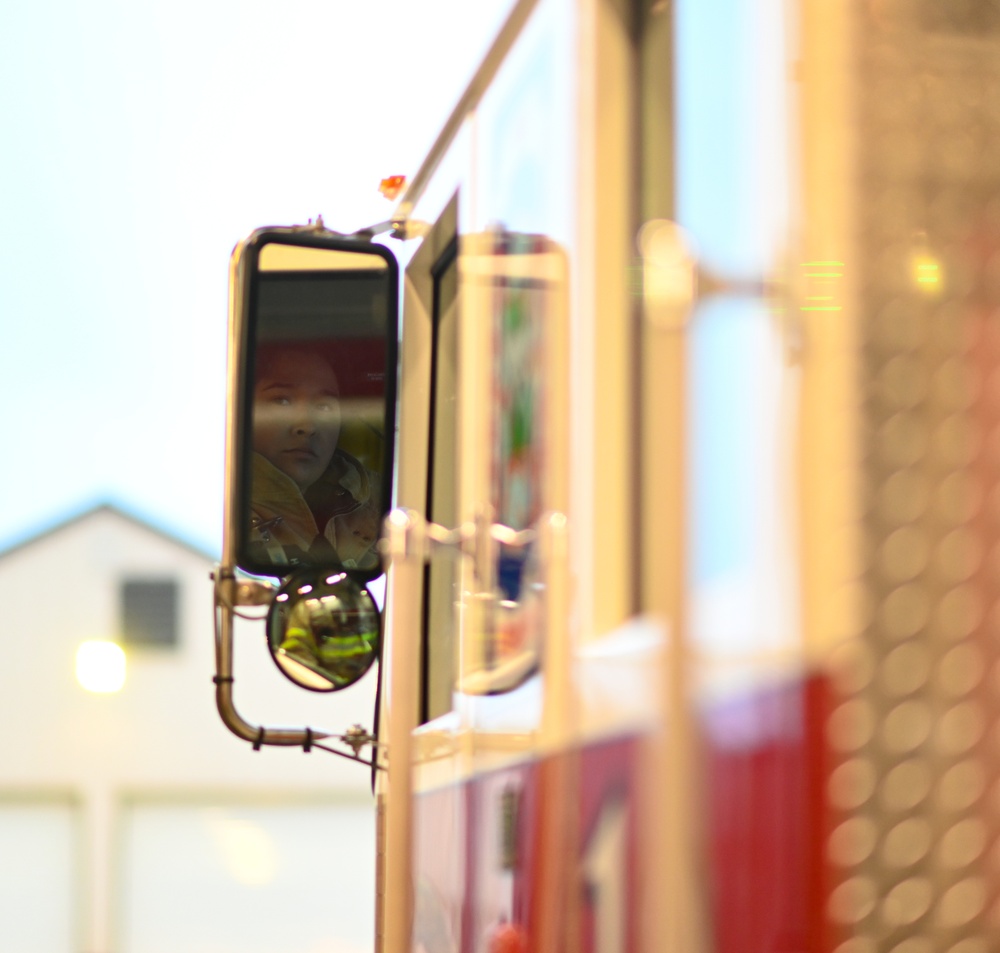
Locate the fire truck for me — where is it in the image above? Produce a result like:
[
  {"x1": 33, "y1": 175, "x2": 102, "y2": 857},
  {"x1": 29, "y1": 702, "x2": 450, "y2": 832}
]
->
[{"x1": 213, "y1": 0, "x2": 1000, "y2": 951}]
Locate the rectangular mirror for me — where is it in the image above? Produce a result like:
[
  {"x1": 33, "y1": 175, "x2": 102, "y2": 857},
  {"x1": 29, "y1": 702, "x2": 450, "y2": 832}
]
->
[{"x1": 228, "y1": 227, "x2": 398, "y2": 579}]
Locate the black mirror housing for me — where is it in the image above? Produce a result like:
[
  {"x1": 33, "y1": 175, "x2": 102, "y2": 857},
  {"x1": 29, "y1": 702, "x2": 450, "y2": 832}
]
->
[{"x1": 226, "y1": 226, "x2": 398, "y2": 580}]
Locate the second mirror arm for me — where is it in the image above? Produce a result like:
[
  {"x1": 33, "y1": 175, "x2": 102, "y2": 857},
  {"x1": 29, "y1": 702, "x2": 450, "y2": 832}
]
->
[{"x1": 212, "y1": 567, "x2": 385, "y2": 768}]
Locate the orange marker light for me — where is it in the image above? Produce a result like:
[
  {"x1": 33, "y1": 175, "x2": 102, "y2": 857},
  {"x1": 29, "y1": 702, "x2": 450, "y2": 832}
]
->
[{"x1": 379, "y1": 175, "x2": 406, "y2": 201}]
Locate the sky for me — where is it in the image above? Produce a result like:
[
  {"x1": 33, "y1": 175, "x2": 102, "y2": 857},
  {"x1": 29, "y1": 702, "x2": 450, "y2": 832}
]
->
[{"x1": 0, "y1": 0, "x2": 515, "y2": 556}]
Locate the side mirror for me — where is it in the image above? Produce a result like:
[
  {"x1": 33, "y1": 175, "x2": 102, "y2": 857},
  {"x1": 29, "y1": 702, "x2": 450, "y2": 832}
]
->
[
  {"x1": 267, "y1": 569, "x2": 380, "y2": 692},
  {"x1": 227, "y1": 226, "x2": 398, "y2": 580}
]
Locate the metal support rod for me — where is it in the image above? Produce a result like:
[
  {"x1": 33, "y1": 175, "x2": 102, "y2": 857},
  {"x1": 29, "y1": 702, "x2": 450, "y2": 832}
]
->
[
  {"x1": 212, "y1": 571, "x2": 334, "y2": 748},
  {"x1": 541, "y1": 511, "x2": 572, "y2": 742},
  {"x1": 381, "y1": 508, "x2": 424, "y2": 953}
]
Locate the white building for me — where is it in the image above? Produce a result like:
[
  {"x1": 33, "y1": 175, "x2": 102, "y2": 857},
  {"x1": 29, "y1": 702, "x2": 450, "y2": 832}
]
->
[{"x1": 0, "y1": 504, "x2": 378, "y2": 953}]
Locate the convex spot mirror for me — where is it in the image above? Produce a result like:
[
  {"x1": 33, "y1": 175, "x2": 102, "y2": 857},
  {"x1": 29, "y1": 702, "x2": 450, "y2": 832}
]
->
[
  {"x1": 268, "y1": 570, "x2": 379, "y2": 691},
  {"x1": 229, "y1": 226, "x2": 398, "y2": 579}
]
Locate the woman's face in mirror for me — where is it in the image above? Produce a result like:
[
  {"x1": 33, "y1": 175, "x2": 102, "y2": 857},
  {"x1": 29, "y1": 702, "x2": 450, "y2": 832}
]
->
[{"x1": 253, "y1": 348, "x2": 342, "y2": 492}]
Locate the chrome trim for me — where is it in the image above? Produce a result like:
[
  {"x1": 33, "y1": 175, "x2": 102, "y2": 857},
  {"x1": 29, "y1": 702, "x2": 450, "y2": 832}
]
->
[{"x1": 391, "y1": 0, "x2": 541, "y2": 232}]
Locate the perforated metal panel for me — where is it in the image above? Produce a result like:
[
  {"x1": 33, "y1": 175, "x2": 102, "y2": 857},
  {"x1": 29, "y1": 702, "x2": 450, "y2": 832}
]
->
[{"x1": 827, "y1": 5, "x2": 1000, "y2": 951}]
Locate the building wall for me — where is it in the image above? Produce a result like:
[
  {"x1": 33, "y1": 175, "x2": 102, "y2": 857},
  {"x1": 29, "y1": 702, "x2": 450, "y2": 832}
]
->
[{"x1": 0, "y1": 506, "x2": 378, "y2": 953}]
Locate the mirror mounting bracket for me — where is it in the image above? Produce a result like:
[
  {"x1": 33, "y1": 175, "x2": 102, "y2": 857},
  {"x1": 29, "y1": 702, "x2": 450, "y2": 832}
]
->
[
  {"x1": 348, "y1": 219, "x2": 396, "y2": 240},
  {"x1": 389, "y1": 217, "x2": 429, "y2": 241},
  {"x1": 300, "y1": 214, "x2": 401, "y2": 242},
  {"x1": 275, "y1": 214, "x2": 399, "y2": 242},
  {"x1": 212, "y1": 568, "x2": 274, "y2": 607},
  {"x1": 259, "y1": 211, "x2": 420, "y2": 242},
  {"x1": 211, "y1": 566, "x2": 386, "y2": 768}
]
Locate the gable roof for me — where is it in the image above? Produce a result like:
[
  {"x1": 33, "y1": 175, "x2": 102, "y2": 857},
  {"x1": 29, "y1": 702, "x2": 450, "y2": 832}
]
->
[{"x1": 0, "y1": 502, "x2": 219, "y2": 565}]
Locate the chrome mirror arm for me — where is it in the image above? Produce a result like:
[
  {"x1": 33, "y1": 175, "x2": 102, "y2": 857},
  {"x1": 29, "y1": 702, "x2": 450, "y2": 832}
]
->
[{"x1": 211, "y1": 566, "x2": 384, "y2": 767}]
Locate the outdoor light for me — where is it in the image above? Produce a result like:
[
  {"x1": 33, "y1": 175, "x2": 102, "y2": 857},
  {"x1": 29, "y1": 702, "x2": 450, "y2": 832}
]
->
[{"x1": 76, "y1": 640, "x2": 126, "y2": 693}]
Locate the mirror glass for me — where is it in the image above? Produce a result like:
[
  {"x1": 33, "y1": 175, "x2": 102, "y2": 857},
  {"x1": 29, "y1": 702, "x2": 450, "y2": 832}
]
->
[
  {"x1": 236, "y1": 233, "x2": 397, "y2": 578},
  {"x1": 267, "y1": 570, "x2": 380, "y2": 692}
]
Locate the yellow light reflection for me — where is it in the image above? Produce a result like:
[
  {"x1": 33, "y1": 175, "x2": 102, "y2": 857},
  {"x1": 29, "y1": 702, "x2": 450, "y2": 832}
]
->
[
  {"x1": 912, "y1": 254, "x2": 942, "y2": 293},
  {"x1": 76, "y1": 640, "x2": 126, "y2": 693}
]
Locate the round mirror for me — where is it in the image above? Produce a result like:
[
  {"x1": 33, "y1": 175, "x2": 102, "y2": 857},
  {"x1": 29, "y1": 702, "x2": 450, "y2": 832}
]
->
[{"x1": 266, "y1": 569, "x2": 379, "y2": 691}]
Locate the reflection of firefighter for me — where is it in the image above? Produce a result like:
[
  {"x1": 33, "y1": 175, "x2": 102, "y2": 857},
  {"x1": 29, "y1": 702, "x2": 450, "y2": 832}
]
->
[
  {"x1": 278, "y1": 595, "x2": 377, "y2": 685},
  {"x1": 251, "y1": 449, "x2": 375, "y2": 569},
  {"x1": 330, "y1": 482, "x2": 381, "y2": 570}
]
